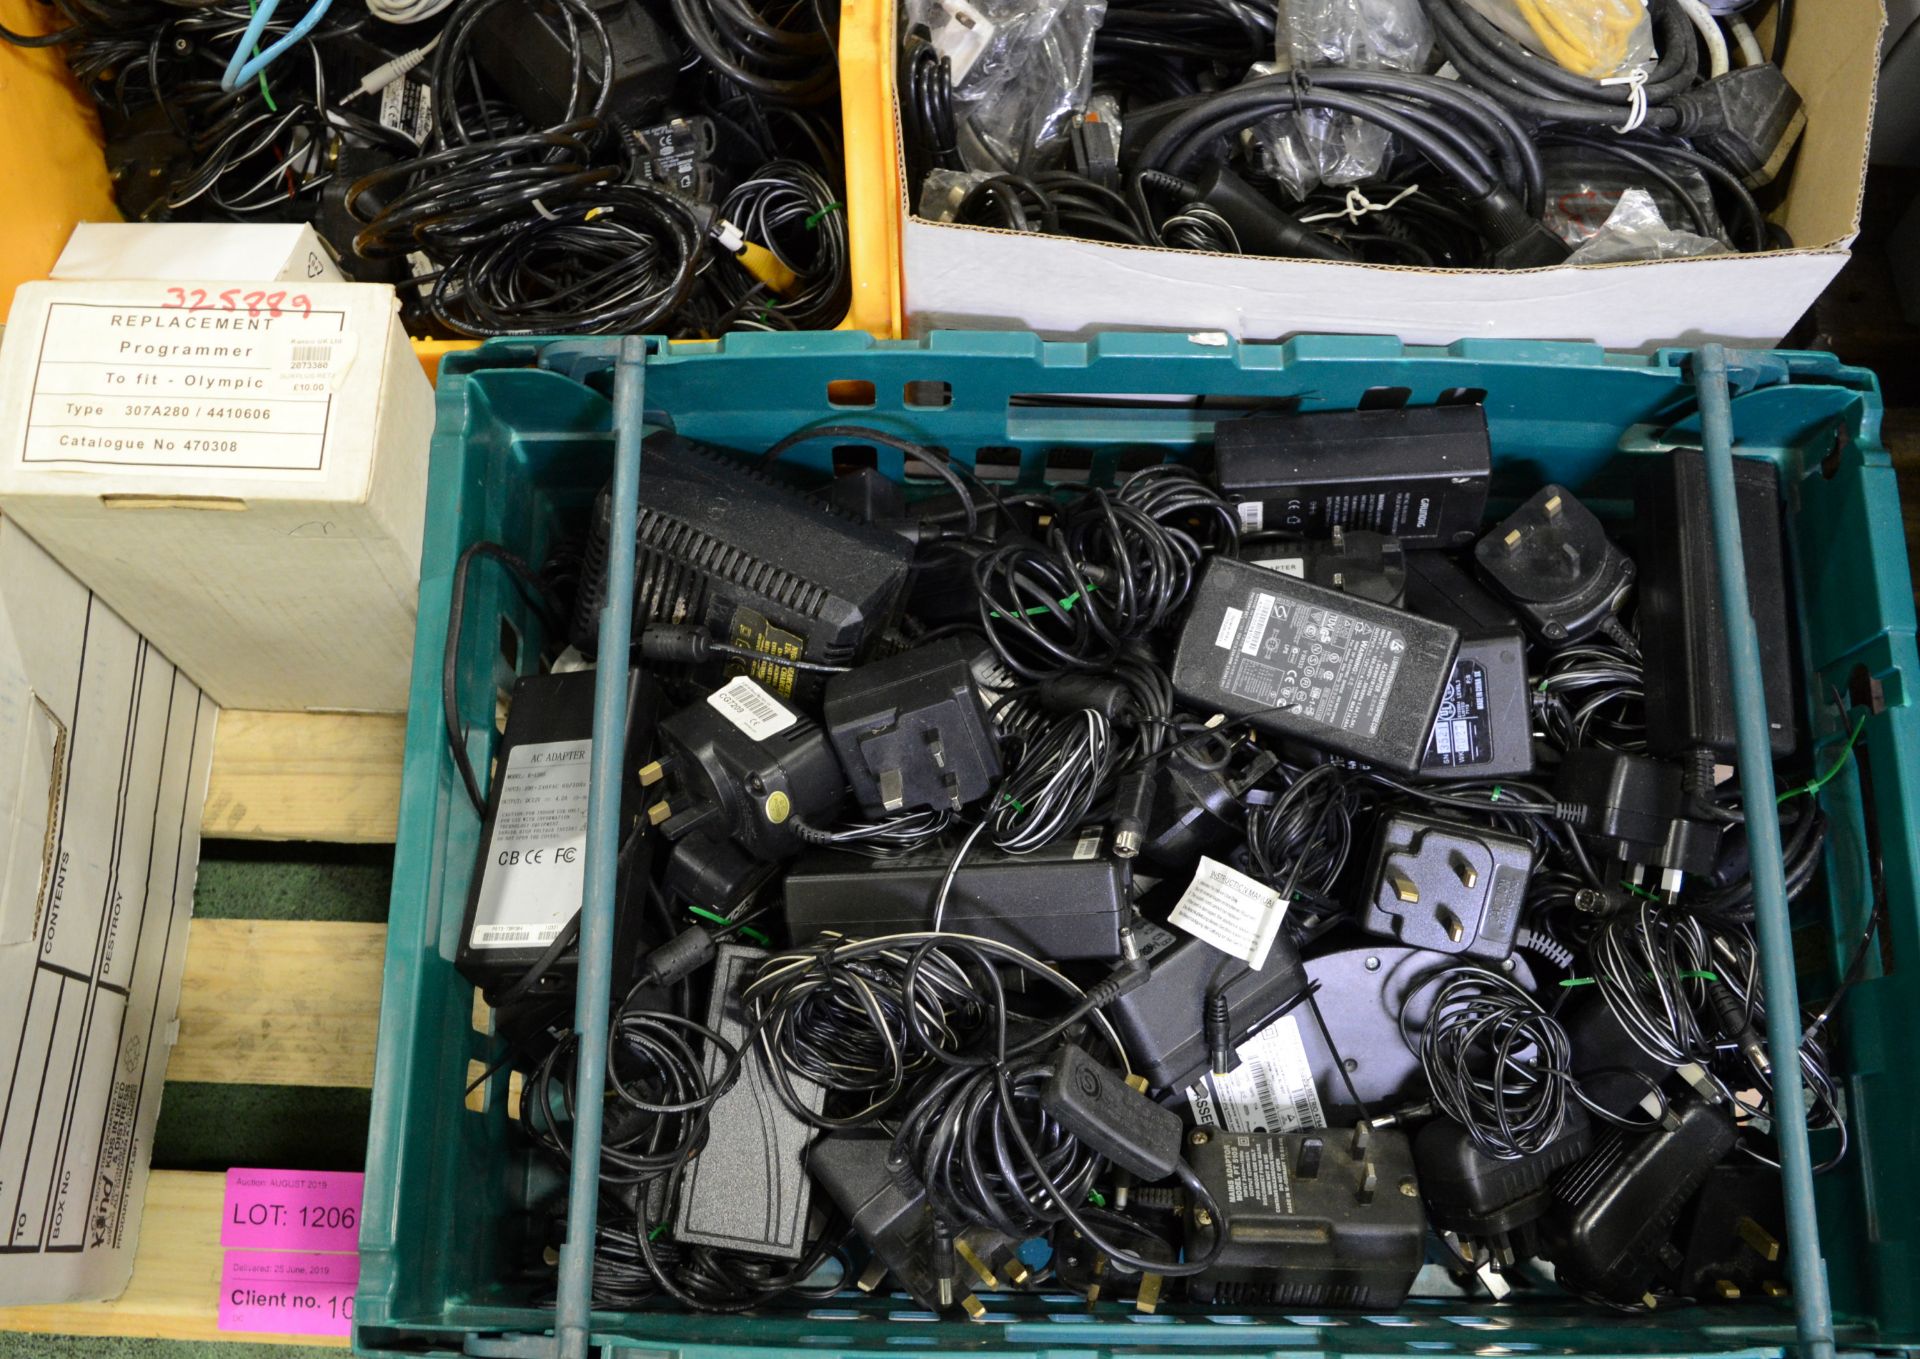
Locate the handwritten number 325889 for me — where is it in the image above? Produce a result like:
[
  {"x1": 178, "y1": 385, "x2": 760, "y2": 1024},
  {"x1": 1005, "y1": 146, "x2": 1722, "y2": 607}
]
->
[{"x1": 161, "y1": 288, "x2": 313, "y2": 319}]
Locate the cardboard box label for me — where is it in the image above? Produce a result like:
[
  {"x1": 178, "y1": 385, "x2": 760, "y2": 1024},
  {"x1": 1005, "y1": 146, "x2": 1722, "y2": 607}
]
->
[
  {"x1": 23, "y1": 299, "x2": 356, "y2": 473},
  {"x1": 221, "y1": 1168, "x2": 363, "y2": 1251},
  {"x1": 218, "y1": 1249, "x2": 357, "y2": 1336}
]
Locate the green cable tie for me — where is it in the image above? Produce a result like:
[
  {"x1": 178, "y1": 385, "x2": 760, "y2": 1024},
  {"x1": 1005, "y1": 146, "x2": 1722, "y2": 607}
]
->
[
  {"x1": 1678, "y1": 970, "x2": 1719, "y2": 983},
  {"x1": 1087, "y1": 1188, "x2": 1106, "y2": 1208},
  {"x1": 1558, "y1": 977, "x2": 1597, "y2": 987},
  {"x1": 1000, "y1": 794, "x2": 1026, "y2": 813},
  {"x1": 1623, "y1": 881, "x2": 1662, "y2": 902},
  {"x1": 1778, "y1": 713, "x2": 1868, "y2": 804},
  {"x1": 1490, "y1": 786, "x2": 1503, "y2": 802},
  {"x1": 804, "y1": 201, "x2": 844, "y2": 230},
  {"x1": 988, "y1": 582, "x2": 1096, "y2": 620},
  {"x1": 648, "y1": 1223, "x2": 666, "y2": 1241},
  {"x1": 686, "y1": 903, "x2": 768, "y2": 944},
  {"x1": 244, "y1": 0, "x2": 277, "y2": 111}
]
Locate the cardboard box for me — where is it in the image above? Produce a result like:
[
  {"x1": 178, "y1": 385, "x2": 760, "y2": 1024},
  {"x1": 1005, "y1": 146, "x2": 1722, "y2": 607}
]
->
[
  {"x1": 52, "y1": 223, "x2": 344, "y2": 285},
  {"x1": 0, "y1": 281, "x2": 434, "y2": 713},
  {"x1": 0, "y1": 517, "x2": 217, "y2": 1305},
  {"x1": 894, "y1": 0, "x2": 1883, "y2": 349}
]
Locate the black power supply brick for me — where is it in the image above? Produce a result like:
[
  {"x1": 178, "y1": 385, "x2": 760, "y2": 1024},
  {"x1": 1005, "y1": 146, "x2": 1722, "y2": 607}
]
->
[
  {"x1": 1542, "y1": 1099, "x2": 1738, "y2": 1305},
  {"x1": 809, "y1": 1133, "x2": 951, "y2": 1314},
  {"x1": 471, "y1": 0, "x2": 679, "y2": 128},
  {"x1": 1474, "y1": 485, "x2": 1635, "y2": 646},
  {"x1": 1212, "y1": 404, "x2": 1491, "y2": 549},
  {"x1": 457, "y1": 668, "x2": 661, "y2": 997},
  {"x1": 1405, "y1": 553, "x2": 1535, "y2": 781},
  {"x1": 1185, "y1": 1126, "x2": 1426, "y2": 1306},
  {"x1": 1415, "y1": 1109, "x2": 1593, "y2": 1262},
  {"x1": 1247, "y1": 528, "x2": 1408, "y2": 608},
  {"x1": 823, "y1": 639, "x2": 1001, "y2": 816},
  {"x1": 1361, "y1": 812, "x2": 1534, "y2": 961},
  {"x1": 1635, "y1": 450, "x2": 1796, "y2": 759},
  {"x1": 782, "y1": 828, "x2": 1128, "y2": 961},
  {"x1": 575, "y1": 433, "x2": 915, "y2": 703},
  {"x1": 1106, "y1": 921, "x2": 1310, "y2": 1096},
  {"x1": 673, "y1": 945, "x2": 821, "y2": 1258},
  {"x1": 1172, "y1": 557, "x2": 1459, "y2": 774}
]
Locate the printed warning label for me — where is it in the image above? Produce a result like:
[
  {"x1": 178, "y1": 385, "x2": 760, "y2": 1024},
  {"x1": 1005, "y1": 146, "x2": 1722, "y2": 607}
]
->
[
  {"x1": 468, "y1": 739, "x2": 591, "y2": 949},
  {"x1": 1425, "y1": 657, "x2": 1492, "y2": 769},
  {"x1": 1219, "y1": 1134, "x2": 1295, "y2": 1216},
  {"x1": 1216, "y1": 587, "x2": 1406, "y2": 738},
  {"x1": 1187, "y1": 1014, "x2": 1327, "y2": 1134},
  {"x1": 727, "y1": 606, "x2": 806, "y2": 699}
]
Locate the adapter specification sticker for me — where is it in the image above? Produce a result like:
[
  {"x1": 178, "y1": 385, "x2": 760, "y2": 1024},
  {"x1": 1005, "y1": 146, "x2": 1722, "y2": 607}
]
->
[
  {"x1": 1425, "y1": 657, "x2": 1492, "y2": 769},
  {"x1": 707, "y1": 675, "x2": 798, "y2": 741},
  {"x1": 23, "y1": 298, "x2": 354, "y2": 471},
  {"x1": 1212, "y1": 587, "x2": 1405, "y2": 738},
  {"x1": 1187, "y1": 1014, "x2": 1327, "y2": 1135},
  {"x1": 468, "y1": 738, "x2": 592, "y2": 949}
]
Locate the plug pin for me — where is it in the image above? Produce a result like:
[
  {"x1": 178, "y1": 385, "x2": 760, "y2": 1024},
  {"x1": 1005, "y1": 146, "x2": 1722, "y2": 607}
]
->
[
  {"x1": 1435, "y1": 903, "x2": 1465, "y2": 944},
  {"x1": 1136, "y1": 1273, "x2": 1164, "y2": 1313},
  {"x1": 1736, "y1": 1217, "x2": 1782, "y2": 1262},
  {"x1": 1357, "y1": 1160, "x2": 1377, "y2": 1204},
  {"x1": 638, "y1": 758, "x2": 670, "y2": 787},
  {"x1": 955, "y1": 1238, "x2": 998, "y2": 1289},
  {"x1": 647, "y1": 800, "x2": 673, "y2": 826},
  {"x1": 1388, "y1": 869, "x2": 1420, "y2": 904},
  {"x1": 960, "y1": 1295, "x2": 987, "y2": 1322},
  {"x1": 1713, "y1": 1280, "x2": 1742, "y2": 1300},
  {"x1": 1503, "y1": 528, "x2": 1523, "y2": 553},
  {"x1": 1544, "y1": 493, "x2": 1564, "y2": 519},
  {"x1": 1450, "y1": 852, "x2": 1478, "y2": 889},
  {"x1": 856, "y1": 1260, "x2": 887, "y2": 1293},
  {"x1": 879, "y1": 767, "x2": 905, "y2": 813}
]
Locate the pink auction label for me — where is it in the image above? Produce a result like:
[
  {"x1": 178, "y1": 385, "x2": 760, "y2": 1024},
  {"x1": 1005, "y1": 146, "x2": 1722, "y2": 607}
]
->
[
  {"x1": 219, "y1": 1249, "x2": 359, "y2": 1336},
  {"x1": 221, "y1": 1168, "x2": 364, "y2": 1251}
]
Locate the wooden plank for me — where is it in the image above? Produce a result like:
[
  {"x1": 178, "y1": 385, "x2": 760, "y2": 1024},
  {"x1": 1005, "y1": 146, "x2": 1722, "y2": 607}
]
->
[
  {"x1": 171, "y1": 920, "x2": 386, "y2": 1088},
  {"x1": 0, "y1": 1170, "x2": 348, "y2": 1347},
  {"x1": 204, "y1": 710, "x2": 407, "y2": 843}
]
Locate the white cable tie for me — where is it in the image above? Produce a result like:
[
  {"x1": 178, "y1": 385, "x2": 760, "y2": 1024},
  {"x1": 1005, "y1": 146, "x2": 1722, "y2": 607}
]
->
[
  {"x1": 532, "y1": 198, "x2": 558, "y2": 221},
  {"x1": 1298, "y1": 182, "x2": 1420, "y2": 225},
  {"x1": 1601, "y1": 67, "x2": 1649, "y2": 134}
]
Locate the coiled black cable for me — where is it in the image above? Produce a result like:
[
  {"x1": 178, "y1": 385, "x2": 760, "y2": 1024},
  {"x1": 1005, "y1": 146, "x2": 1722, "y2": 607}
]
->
[{"x1": 1408, "y1": 966, "x2": 1575, "y2": 1159}]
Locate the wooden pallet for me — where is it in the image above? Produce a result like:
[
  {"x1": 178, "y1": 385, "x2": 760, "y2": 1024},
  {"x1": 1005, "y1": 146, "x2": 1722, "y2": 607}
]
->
[{"x1": 0, "y1": 711, "x2": 403, "y2": 1348}]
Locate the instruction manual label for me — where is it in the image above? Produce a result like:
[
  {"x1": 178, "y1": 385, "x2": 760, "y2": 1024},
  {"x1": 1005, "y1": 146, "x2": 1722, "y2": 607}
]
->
[
  {"x1": 1167, "y1": 855, "x2": 1288, "y2": 971},
  {"x1": 468, "y1": 738, "x2": 592, "y2": 950},
  {"x1": 1215, "y1": 587, "x2": 1406, "y2": 738},
  {"x1": 1425, "y1": 657, "x2": 1492, "y2": 768},
  {"x1": 23, "y1": 298, "x2": 355, "y2": 472},
  {"x1": 707, "y1": 675, "x2": 798, "y2": 741},
  {"x1": 1186, "y1": 1014, "x2": 1327, "y2": 1134}
]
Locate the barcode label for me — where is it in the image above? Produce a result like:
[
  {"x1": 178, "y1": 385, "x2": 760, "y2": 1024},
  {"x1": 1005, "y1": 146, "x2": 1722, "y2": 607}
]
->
[
  {"x1": 1184, "y1": 1013, "x2": 1326, "y2": 1134},
  {"x1": 289, "y1": 344, "x2": 333, "y2": 367},
  {"x1": 1241, "y1": 592, "x2": 1276, "y2": 655},
  {"x1": 1237, "y1": 501, "x2": 1264, "y2": 531},
  {"x1": 707, "y1": 675, "x2": 798, "y2": 741},
  {"x1": 274, "y1": 331, "x2": 353, "y2": 383}
]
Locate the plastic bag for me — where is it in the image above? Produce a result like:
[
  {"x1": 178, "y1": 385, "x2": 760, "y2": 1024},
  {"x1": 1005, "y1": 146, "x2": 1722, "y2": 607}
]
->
[
  {"x1": 1567, "y1": 189, "x2": 1731, "y2": 262},
  {"x1": 1247, "y1": 0, "x2": 1433, "y2": 200},
  {"x1": 917, "y1": 169, "x2": 995, "y2": 222},
  {"x1": 1540, "y1": 144, "x2": 1726, "y2": 247},
  {"x1": 907, "y1": 0, "x2": 1108, "y2": 175},
  {"x1": 1459, "y1": 0, "x2": 1654, "y2": 78}
]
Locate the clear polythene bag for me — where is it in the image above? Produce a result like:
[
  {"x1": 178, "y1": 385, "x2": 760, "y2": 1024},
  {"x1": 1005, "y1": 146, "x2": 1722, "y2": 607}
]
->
[
  {"x1": 1249, "y1": 0, "x2": 1433, "y2": 200},
  {"x1": 1460, "y1": 0, "x2": 1655, "y2": 78},
  {"x1": 910, "y1": 0, "x2": 1109, "y2": 175}
]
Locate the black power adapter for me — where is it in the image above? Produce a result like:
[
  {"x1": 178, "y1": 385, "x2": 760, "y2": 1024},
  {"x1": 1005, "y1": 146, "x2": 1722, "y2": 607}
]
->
[
  {"x1": 1171, "y1": 558, "x2": 1460, "y2": 774},
  {"x1": 456, "y1": 668, "x2": 661, "y2": 998},
  {"x1": 1184, "y1": 1126, "x2": 1426, "y2": 1306},
  {"x1": 823, "y1": 639, "x2": 1001, "y2": 816},
  {"x1": 1248, "y1": 528, "x2": 1409, "y2": 608},
  {"x1": 1635, "y1": 450, "x2": 1796, "y2": 760},
  {"x1": 1415, "y1": 1110, "x2": 1593, "y2": 1290},
  {"x1": 1656, "y1": 1165, "x2": 1788, "y2": 1301},
  {"x1": 1555, "y1": 749, "x2": 1722, "y2": 892},
  {"x1": 1106, "y1": 923, "x2": 1310, "y2": 1096},
  {"x1": 1360, "y1": 812, "x2": 1534, "y2": 962},
  {"x1": 645, "y1": 681, "x2": 847, "y2": 861},
  {"x1": 781, "y1": 829, "x2": 1130, "y2": 961},
  {"x1": 809, "y1": 1133, "x2": 957, "y2": 1314},
  {"x1": 470, "y1": 0, "x2": 679, "y2": 128},
  {"x1": 1474, "y1": 485, "x2": 1635, "y2": 646},
  {"x1": 576, "y1": 433, "x2": 915, "y2": 703},
  {"x1": 1542, "y1": 1099, "x2": 1739, "y2": 1306},
  {"x1": 1212, "y1": 404, "x2": 1492, "y2": 549},
  {"x1": 1041, "y1": 1044, "x2": 1184, "y2": 1180},
  {"x1": 1139, "y1": 746, "x2": 1280, "y2": 872},
  {"x1": 1405, "y1": 553, "x2": 1535, "y2": 781}
]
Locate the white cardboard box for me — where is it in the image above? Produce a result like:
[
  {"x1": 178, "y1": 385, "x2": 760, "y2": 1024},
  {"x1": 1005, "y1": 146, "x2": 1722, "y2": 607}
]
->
[
  {"x1": 0, "y1": 517, "x2": 217, "y2": 1305},
  {"x1": 52, "y1": 223, "x2": 345, "y2": 285},
  {"x1": 899, "y1": 0, "x2": 1884, "y2": 350},
  {"x1": 0, "y1": 281, "x2": 435, "y2": 713}
]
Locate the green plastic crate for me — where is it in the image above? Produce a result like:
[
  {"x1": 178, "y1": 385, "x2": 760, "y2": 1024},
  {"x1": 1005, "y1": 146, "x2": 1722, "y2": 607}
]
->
[{"x1": 357, "y1": 331, "x2": 1919, "y2": 1359}]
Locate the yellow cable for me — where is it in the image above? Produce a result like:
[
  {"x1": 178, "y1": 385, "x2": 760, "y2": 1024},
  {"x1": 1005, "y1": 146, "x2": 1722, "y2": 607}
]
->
[{"x1": 1507, "y1": 0, "x2": 1646, "y2": 76}]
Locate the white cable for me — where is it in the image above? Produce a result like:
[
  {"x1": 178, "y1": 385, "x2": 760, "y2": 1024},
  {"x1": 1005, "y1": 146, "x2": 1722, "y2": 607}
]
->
[
  {"x1": 365, "y1": 0, "x2": 456, "y2": 22},
  {"x1": 344, "y1": 34, "x2": 438, "y2": 102},
  {"x1": 1673, "y1": 0, "x2": 1732, "y2": 77},
  {"x1": 1299, "y1": 183, "x2": 1421, "y2": 225},
  {"x1": 1728, "y1": 14, "x2": 1765, "y2": 66},
  {"x1": 1600, "y1": 67, "x2": 1649, "y2": 133}
]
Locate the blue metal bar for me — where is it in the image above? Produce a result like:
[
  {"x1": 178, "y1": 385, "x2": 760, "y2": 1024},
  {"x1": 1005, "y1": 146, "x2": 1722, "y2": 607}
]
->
[
  {"x1": 1694, "y1": 343, "x2": 1835, "y2": 1359},
  {"x1": 554, "y1": 336, "x2": 648, "y2": 1359}
]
